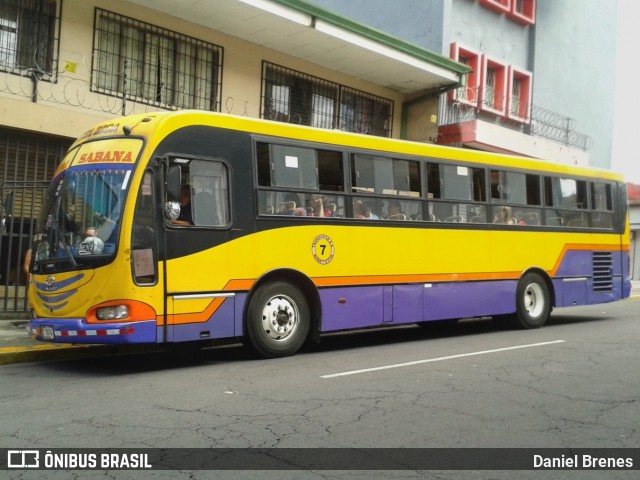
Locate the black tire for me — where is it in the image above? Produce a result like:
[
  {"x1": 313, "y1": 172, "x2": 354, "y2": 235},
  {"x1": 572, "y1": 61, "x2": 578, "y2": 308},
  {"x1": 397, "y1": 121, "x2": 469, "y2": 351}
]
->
[
  {"x1": 511, "y1": 272, "x2": 552, "y2": 329},
  {"x1": 245, "y1": 281, "x2": 310, "y2": 358}
]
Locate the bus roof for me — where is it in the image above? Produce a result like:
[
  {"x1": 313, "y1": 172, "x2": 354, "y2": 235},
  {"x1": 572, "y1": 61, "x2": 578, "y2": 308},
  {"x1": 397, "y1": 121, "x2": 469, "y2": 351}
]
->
[{"x1": 75, "y1": 110, "x2": 624, "y2": 182}]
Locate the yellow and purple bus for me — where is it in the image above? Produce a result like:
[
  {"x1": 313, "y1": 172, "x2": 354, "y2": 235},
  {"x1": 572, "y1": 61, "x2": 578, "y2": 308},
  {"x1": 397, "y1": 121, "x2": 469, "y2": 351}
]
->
[{"x1": 28, "y1": 111, "x2": 630, "y2": 357}]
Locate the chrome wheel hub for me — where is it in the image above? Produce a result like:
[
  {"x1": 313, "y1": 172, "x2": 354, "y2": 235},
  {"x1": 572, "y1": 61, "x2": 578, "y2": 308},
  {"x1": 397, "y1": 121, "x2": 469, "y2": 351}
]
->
[{"x1": 261, "y1": 294, "x2": 299, "y2": 341}]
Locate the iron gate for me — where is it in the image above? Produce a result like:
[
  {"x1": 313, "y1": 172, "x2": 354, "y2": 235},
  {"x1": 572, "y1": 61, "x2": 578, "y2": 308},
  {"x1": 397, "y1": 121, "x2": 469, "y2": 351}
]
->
[
  {"x1": 0, "y1": 129, "x2": 69, "y2": 316},
  {"x1": 1, "y1": 181, "x2": 49, "y2": 315}
]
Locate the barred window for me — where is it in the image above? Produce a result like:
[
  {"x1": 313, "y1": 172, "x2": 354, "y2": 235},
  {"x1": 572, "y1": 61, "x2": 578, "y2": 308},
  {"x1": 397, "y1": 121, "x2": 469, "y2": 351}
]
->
[
  {"x1": 262, "y1": 62, "x2": 393, "y2": 137},
  {"x1": 341, "y1": 87, "x2": 392, "y2": 137},
  {"x1": 92, "y1": 9, "x2": 223, "y2": 111},
  {"x1": 263, "y1": 63, "x2": 338, "y2": 129},
  {"x1": 0, "y1": 0, "x2": 60, "y2": 79}
]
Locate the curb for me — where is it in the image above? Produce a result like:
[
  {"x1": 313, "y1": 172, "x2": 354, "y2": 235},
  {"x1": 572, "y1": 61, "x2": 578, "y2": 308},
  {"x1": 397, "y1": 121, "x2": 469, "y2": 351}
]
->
[
  {"x1": 0, "y1": 343, "x2": 114, "y2": 366},
  {"x1": 0, "y1": 341, "x2": 164, "y2": 366}
]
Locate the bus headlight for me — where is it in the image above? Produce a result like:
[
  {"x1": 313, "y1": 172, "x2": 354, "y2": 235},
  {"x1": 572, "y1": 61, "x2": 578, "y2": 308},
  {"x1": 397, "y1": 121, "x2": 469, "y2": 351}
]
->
[{"x1": 96, "y1": 305, "x2": 129, "y2": 320}]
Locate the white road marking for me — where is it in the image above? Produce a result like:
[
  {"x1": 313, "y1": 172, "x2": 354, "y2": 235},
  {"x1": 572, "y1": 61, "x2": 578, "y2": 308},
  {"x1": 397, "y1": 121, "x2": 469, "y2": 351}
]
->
[{"x1": 321, "y1": 339, "x2": 567, "y2": 379}]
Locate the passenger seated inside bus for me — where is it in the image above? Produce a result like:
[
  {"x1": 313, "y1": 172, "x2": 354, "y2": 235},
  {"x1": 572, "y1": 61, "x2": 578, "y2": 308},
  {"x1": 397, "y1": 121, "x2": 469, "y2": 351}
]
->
[
  {"x1": 493, "y1": 205, "x2": 516, "y2": 224},
  {"x1": 308, "y1": 195, "x2": 328, "y2": 217},
  {"x1": 364, "y1": 201, "x2": 379, "y2": 219},
  {"x1": 172, "y1": 185, "x2": 193, "y2": 225},
  {"x1": 280, "y1": 193, "x2": 307, "y2": 216},
  {"x1": 521, "y1": 211, "x2": 539, "y2": 225},
  {"x1": 78, "y1": 227, "x2": 104, "y2": 255},
  {"x1": 350, "y1": 199, "x2": 375, "y2": 219},
  {"x1": 353, "y1": 200, "x2": 368, "y2": 219},
  {"x1": 513, "y1": 210, "x2": 529, "y2": 225},
  {"x1": 387, "y1": 199, "x2": 405, "y2": 220}
]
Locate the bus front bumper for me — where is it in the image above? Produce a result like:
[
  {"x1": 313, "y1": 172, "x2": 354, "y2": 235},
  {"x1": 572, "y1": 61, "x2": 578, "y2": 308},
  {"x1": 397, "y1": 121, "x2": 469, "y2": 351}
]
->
[{"x1": 29, "y1": 318, "x2": 157, "y2": 344}]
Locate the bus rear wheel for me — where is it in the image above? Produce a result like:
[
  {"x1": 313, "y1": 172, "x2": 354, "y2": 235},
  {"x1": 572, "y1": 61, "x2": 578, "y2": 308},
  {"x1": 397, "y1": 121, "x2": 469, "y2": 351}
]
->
[
  {"x1": 246, "y1": 281, "x2": 310, "y2": 358},
  {"x1": 512, "y1": 272, "x2": 551, "y2": 329}
]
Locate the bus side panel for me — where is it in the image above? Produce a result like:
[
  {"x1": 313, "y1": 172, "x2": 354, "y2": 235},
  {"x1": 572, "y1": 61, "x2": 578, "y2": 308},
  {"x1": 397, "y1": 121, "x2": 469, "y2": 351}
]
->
[
  {"x1": 554, "y1": 249, "x2": 626, "y2": 306},
  {"x1": 319, "y1": 286, "x2": 385, "y2": 332},
  {"x1": 392, "y1": 284, "x2": 424, "y2": 323},
  {"x1": 621, "y1": 249, "x2": 632, "y2": 299},
  {"x1": 423, "y1": 280, "x2": 516, "y2": 321},
  {"x1": 593, "y1": 247, "x2": 625, "y2": 303},
  {"x1": 170, "y1": 297, "x2": 237, "y2": 343},
  {"x1": 555, "y1": 278, "x2": 587, "y2": 307},
  {"x1": 235, "y1": 293, "x2": 248, "y2": 337}
]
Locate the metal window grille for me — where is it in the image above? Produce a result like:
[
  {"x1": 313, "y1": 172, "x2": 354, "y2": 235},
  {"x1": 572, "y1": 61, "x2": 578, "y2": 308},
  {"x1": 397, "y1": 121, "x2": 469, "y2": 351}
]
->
[
  {"x1": 262, "y1": 62, "x2": 393, "y2": 137},
  {"x1": 511, "y1": 77, "x2": 521, "y2": 116},
  {"x1": 485, "y1": 68, "x2": 495, "y2": 107},
  {"x1": 262, "y1": 62, "x2": 339, "y2": 129},
  {"x1": 92, "y1": 8, "x2": 223, "y2": 111},
  {"x1": 0, "y1": 0, "x2": 60, "y2": 80},
  {"x1": 340, "y1": 87, "x2": 392, "y2": 137}
]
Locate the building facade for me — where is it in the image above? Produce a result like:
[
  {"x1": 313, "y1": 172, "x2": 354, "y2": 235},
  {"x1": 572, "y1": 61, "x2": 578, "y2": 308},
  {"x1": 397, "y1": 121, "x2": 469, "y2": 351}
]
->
[
  {"x1": 311, "y1": 0, "x2": 617, "y2": 170},
  {"x1": 0, "y1": 0, "x2": 466, "y2": 313}
]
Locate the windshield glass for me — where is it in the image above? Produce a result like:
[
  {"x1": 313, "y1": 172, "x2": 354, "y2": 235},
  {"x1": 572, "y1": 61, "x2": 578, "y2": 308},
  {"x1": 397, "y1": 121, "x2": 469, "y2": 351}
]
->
[{"x1": 32, "y1": 167, "x2": 132, "y2": 273}]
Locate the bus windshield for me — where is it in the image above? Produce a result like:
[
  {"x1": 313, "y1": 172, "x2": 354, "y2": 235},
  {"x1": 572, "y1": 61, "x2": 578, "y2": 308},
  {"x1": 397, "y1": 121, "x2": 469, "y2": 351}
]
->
[{"x1": 32, "y1": 167, "x2": 131, "y2": 273}]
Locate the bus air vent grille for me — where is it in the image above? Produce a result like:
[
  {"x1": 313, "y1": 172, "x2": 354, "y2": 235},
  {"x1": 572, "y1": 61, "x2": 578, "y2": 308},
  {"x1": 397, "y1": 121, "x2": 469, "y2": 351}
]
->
[{"x1": 592, "y1": 251, "x2": 613, "y2": 292}]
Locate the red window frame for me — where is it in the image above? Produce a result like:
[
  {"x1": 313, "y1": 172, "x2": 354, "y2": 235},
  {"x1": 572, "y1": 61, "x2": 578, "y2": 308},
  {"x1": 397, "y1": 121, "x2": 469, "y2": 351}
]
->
[
  {"x1": 510, "y1": 0, "x2": 535, "y2": 25},
  {"x1": 480, "y1": 56, "x2": 507, "y2": 116},
  {"x1": 507, "y1": 66, "x2": 532, "y2": 122},
  {"x1": 450, "y1": 43, "x2": 481, "y2": 107},
  {"x1": 479, "y1": 0, "x2": 511, "y2": 14}
]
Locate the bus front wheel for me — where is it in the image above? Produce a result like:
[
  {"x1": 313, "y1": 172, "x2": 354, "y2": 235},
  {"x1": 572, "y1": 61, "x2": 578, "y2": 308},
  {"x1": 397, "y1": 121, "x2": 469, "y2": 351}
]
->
[
  {"x1": 246, "y1": 281, "x2": 310, "y2": 358},
  {"x1": 512, "y1": 272, "x2": 551, "y2": 329}
]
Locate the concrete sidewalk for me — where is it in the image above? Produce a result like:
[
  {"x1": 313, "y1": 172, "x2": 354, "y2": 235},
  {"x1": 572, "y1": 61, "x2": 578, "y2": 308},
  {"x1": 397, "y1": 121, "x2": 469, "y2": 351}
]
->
[
  {"x1": 0, "y1": 319, "x2": 117, "y2": 365},
  {"x1": 2, "y1": 282, "x2": 640, "y2": 365}
]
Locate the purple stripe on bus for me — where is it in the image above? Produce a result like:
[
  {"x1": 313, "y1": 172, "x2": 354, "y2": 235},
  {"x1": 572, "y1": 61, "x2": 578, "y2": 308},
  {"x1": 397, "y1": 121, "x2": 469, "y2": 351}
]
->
[
  {"x1": 555, "y1": 250, "x2": 624, "y2": 276},
  {"x1": 318, "y1": 280, "x2": 517, "y2": 332}
]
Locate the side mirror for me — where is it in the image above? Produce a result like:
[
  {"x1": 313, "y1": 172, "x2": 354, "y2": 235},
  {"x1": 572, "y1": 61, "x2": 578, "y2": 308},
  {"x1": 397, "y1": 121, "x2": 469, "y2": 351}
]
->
[{"x1": 163, "y1": 201, "x2": 181, "y2": 221}]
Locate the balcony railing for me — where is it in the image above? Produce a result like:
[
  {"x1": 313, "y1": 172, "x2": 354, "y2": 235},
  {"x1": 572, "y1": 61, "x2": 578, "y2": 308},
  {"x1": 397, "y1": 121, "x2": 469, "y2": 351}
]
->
[{"x1": 438, "y1": 87, "x2": 592, "y2": 151}]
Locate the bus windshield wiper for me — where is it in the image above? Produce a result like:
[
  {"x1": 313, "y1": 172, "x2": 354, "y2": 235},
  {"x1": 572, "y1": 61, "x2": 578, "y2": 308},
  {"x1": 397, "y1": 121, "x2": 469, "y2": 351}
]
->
[{"x1": 60, "y1": 237, "x2": 77, "y2": 268}]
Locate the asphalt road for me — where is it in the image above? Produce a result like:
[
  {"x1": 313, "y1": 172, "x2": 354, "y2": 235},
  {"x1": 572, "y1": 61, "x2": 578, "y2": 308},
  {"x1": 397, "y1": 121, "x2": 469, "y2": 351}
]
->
[{"x1": 1, "y1": 298, "x2": 639, "y2": 480}]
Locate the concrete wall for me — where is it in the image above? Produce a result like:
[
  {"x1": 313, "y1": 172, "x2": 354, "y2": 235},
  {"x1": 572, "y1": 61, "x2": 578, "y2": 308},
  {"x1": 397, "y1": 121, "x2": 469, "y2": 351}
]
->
[
  {"x1": 309, "y1": 0, "x2": 447, "y2": 53},
  {"x1": 534, "y1": 0, "x2": 617, "y2": 170}
]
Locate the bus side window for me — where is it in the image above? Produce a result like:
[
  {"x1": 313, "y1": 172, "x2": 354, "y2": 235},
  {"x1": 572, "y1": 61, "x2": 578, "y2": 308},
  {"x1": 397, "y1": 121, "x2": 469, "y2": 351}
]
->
[
  {"x1": 190, "y1": 159, "x2": 230, "y2": 227},
  {"x1": 590, "y1": 182, "x2": 613, "y2": 229}
]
